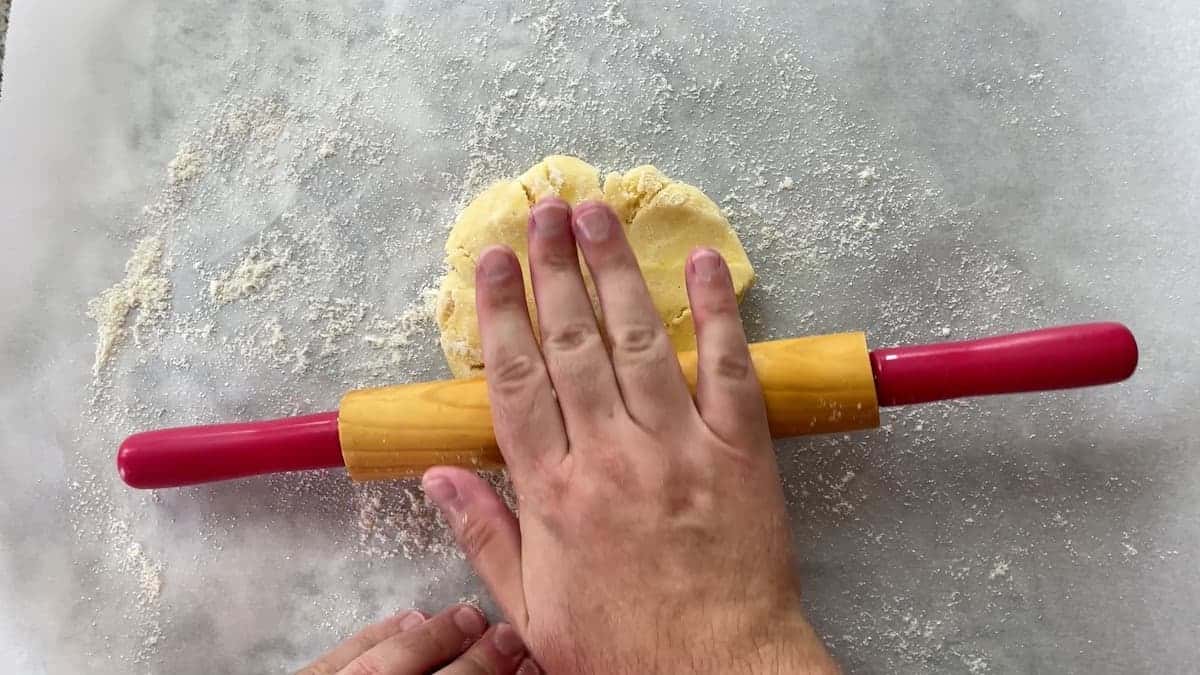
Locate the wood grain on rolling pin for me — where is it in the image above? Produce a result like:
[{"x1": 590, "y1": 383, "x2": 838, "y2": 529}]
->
[{"x1": 338, "y1": 332, "x2": 879, "y2": 481}]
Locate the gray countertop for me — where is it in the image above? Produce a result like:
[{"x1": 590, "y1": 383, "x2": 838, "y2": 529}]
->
[
  {"x1": 0, "y1": 1, "x2": 9, "y2": 93},
  {"x1": 1, "y1": 1, "x2": 1197, "y2": 672}
]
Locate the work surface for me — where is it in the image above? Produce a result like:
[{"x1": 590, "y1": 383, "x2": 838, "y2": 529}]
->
[{"x1": 1, "y1": 1, "x2": 1197, "y2": 672}]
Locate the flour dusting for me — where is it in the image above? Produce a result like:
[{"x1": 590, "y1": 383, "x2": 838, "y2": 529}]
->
[
  {"x1": 166, "y1": 141, "x2": 205, "y2": 184},
  {"x1": 86, "y1": 237, "x2": 171, "y2": 376},
  {"x1": 209, "y1": 244, "x2": 285, "y2": 304}
]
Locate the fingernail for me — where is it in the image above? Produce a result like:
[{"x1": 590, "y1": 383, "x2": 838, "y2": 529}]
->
[
  {"x1": 531, "y1": 200, "x2": 569, "y2": 239},
  {"x1": 575, "y1": 206, "x2": 613, "y2": 242},
  {"x1": 517, "y1": 658, "x2": 541, "y2": 675},
  {"x1": 398, "y1": 611, "x2": 426, "y2": 631},
  {"x1": 422, "y1": 475, "x2": 458, "y2": 507},
  {"x1": 492, "y1": 624, "x2": 526, "y2": 657},
  {"x1": 478, "y1": 247, "x2": 515, "y2": 283},
  {"x1": 454, "y1": 606, "x2": 486, "y2": 636},
  {"x1": 691, "y1": 248, "x2": 723, "y2": 282}
]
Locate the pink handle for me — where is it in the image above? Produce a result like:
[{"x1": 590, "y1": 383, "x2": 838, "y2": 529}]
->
[
  {"x1": 869, "y1": 322, "x2": 1138, "y2": 407},
  {"x1": 116, "y1": 411, "x2": 344, "y2": 488}
]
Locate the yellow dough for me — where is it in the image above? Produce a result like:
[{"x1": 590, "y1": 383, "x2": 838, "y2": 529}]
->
[{"x1": 435, "y1": 155, "x2": 755, "y2": 378}]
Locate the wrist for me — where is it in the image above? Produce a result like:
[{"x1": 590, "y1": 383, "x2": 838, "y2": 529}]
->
[
  {"x1": 764, "y1": 640, "x2": 840, "y2": 675},
  {"x1": 745, "y1": 613, "x2": 839, "y2": 675},
  {"x1": 681, "y1": 607, "x2": 838, "y2": 675},
  {"x1": 593, "y1": 602, "x2": 839, "y2": 675}
]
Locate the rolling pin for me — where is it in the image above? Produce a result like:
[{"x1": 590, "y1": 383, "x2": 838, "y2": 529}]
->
[{"x1": 116, "y1": 322, "x2": 1138, "y2": 488}]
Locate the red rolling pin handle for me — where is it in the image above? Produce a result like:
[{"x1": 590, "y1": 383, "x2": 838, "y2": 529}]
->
[
  {"x1": 869, "y1": 322, "x2": 1138, "y2": 407},
  {"x1": 116, "y1": 411, "x2": 344, "y2": 489}
]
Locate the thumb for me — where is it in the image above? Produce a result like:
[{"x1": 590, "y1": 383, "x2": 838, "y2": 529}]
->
[{"x1": 422, "y1": 467, "x2": 528, "y2": 629}]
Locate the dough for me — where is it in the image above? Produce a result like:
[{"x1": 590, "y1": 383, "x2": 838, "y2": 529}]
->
[{"x1": 435, "y1": 155, "x2": 755, "y2": 378}]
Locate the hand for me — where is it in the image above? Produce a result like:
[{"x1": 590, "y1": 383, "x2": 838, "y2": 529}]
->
[
  {"x1": 298, "y1": 604, "x2": 539, "y2": 675},
  {"x1": 421, "y1": 199, "x2": 839, "y2": 674}
]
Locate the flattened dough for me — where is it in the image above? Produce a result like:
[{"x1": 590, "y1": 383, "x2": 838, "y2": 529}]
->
[{"x1": 436, "y1": 155, "x2": 755, "y2": 378}]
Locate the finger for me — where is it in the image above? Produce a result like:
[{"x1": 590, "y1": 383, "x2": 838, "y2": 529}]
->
[
  {"x1": 423, "y1": 467, "x2": 528, "y2": 628},
  {"x1": 339, "y1": 605, "x2": 487, "y2": 675},
  {"x1": 297, "y1": 611, "x2": 426, "y2": 675},
  {"x1": 572, "y1": 201, "x2": 695, "y2": 431},
  {"x1": 685, "y1": 248, "x2": 770, "y2": 447},
  {"x1": 435, "y1": 623, "x2": 527, "y2": 675},
  {"x1": 475, "y1": 245, "x2": 567, "y2": 472},
  {"x1": 526, "y1": 198, "x2": 623, "y2": 435}
]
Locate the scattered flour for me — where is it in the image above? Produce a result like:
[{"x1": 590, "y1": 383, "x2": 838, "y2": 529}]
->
[
  {"x1": 86, "y1": 237, "x2": 171, "y2": 376},
  {"x1": 362, "y1": 286, "x2": 440, "y2": 364},
  {"x1": 166, "y1": 142, "x2": 204, "y2": 184},
  {"x1": 988, "y1": 560, "x2": 1011, "y2": 580},
  {"x1": 355, "y1": 483, "x2": 461, "y2": 561},
  {"x1": 67, "y1": 465, "x2": 166, "y2": 664},
  {"x1": 963, "y1": 654, "x2": 991, "y2": 673},
  {"x1": 209, "y1": 246, "x2": 284, "y2": 304},
  {"x1": 317, "y1": 132, "x2": 338, "y2": 159}
]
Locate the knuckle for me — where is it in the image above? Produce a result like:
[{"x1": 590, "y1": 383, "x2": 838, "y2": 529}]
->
[
  {"x1": 340, "y1": 655, "x2": 388, "y2": 675},
  {"x1": 537, "y1": 509, "x2": 568, "y2": 539},
  {"x1": 452, "y1": 651, "x2": 497, "y2": 675},
  {"x1": 457, "y1": 511, "x2": 503, "y2": 561},
  {"x1": 593, "y1": 450, "x2": 634, "y2": 484},
  {"x1": 574, "y1": 480, "x2": 618, "y2": 520},
  {"x1": 489, "y1": 353, "x2": 543, "y2": 393},
  {"x1": 354, "y1": 621, "x2": 394, "y2": 647},
  {"x1": 538, "y1": 246, "x2": 580, "y2": 272},
  {"x1": 427, "y1": 618, "x2": 477, "y2": 656},
  {"x1": 542, "y1": 321, "x2": 601, "y2": 353},
  {"x1": 529, "y1": 459, "x2": 568, "y2": 498},
  {"x1": 661, "y1": 489, "x2": 698, "y2": 518},
  {"x1": 542, "y1": 470, "x2": 569, "y2": 502},
  {"x1": 524, "y1": 468, "x2": 569, "y2": 524},
  {"x1": 699, "y1": 291, "x2": 739, "y2": 315},
  {"x1": 481, "y1": 279, "x2": 525, "y2": 309},
  {"x1": 714, "y1": 352, "x2": 752, "y2": 380},
  {"x1": 612, "y1": 323, "x2": 666, "y2": 358}
]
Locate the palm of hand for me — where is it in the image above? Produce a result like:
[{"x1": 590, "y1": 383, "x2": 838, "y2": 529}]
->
[{"x1": 422, "y1": 199, "x2": 836, "y2": 675}]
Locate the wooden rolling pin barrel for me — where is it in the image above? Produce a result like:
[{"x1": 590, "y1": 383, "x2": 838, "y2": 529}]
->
[{"x1": 116, "y1": 322, "x2": 1138, "y2": 489}]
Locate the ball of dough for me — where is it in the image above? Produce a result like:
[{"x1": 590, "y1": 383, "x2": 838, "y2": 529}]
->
[{"x1": 435, "y1": 155, "x2": 755, "y2": 378}]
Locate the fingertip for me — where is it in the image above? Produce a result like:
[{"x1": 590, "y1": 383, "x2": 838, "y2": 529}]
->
[
  {"x1": 687, "y1": 247, "x2": 726, "y2": 283},
  {"x1": 530, "y1": 197, "x2": 572, "y2": 240},
  {"x1": 422, "y1": 465, "x2": 475, "y2": 487},
  {"x1": 423, "y1": 466, "x2": 502, "y2": 514},
  {"x1": 448, "y1": 623, "x2": 529, "y2": 675},
  {"x1": 452, "y1": 604, "x2": 488, "y2": 637},
  {"x1": 533, "y1": 195, "x2": 571, "y2": 213},
  {"x1": 491, "y1": 623, "x2": 526, "y2": 657},
  {"x1": 396, "y1": 610, "x2": 426, "y2": 631},
  {"x1": 686, "y1": 249, "x2": 737, "y2": 322},
  {"x1": 574, "y1": 198, "x2": 611, "y2": 214},
  {"x1": 422, "y1": 465, "x2": 459, "y2": 498},
  {"x1": 421, "y1": 465, "x2": 454, "y2": 483},
  {"x1": 479, "y1": 243, "x2": 516, "y2": 259},
  {"x1": 688, "y1": 245, "x2": 721, "y2": 261},
  {"x1": 572, "y1": 200, "x2": 619, "y2": 243},
  {"x1": 477, "y1": 245, "x2": 520, "y2": 284}
]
